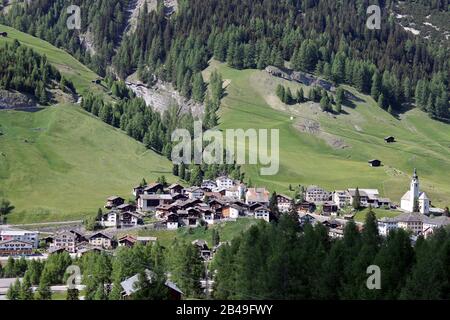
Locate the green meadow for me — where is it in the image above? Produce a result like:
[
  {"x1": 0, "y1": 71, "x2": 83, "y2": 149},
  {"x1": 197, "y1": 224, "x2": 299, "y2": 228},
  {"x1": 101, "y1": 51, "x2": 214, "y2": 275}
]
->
[
  {"x1": 0, "y1": 105, "x2": 176, "y2": 224},
  {"x1": 0, "y1": 25, "x2": 175, "y2": 223},
  {"x1": 120, "y1": 218, "x2": 259, "y2": 248},
  {"x1": 204, "y1": 61, "x2": 450, "y2": 208}
]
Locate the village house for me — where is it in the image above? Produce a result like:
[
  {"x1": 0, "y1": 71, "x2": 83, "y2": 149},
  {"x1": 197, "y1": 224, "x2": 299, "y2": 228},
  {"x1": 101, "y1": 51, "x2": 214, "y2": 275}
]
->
[
  {"x1": 133, "y1": 185, "x2": 145, "y2": 198},
  {"x1": 225, "y1": 184, "x2": 246, "y2": 199},
  {"x1": 377, "y1": 217, "x2": 398, "y2": 237},
  {"x1": 296, "y1": 201, "x2": 315, "y2": 213},
  {"x1": 166, "y1": 213, "x2": 179, "y2": 230},
  {"x1": 322, "y1": 202, "x2": 339, "y2": 215},
  {"x1": 118, "y1": 235, "x2": 136, "y2": 247},
  {"x1": 168, "y1": 183, "x2": 184, "y2": 195},
  {"x1": 222, "y1": 204, "x2": 242, "y2": 219},
  {"x1": 116, "y1": 203, "x2": 136, "y2": 212},
  {"x1": 332, "y1": 190, "x2": 351, "y2": 209},
  {"x1": 305, "y1": 186, "x2": 330, "y2": 203},
  {"x1": 185, "y1": 187, "x2": 205, "y2": 200},
  {"x1": 138, "y1": 194, "x2": 174, "y2": 212},
  {"x1": 215, "y1": 176, "x2": 235, "y2": 189},
  {"x1": 328, "y1": 228, "x2": 344, "y2": 239},
  {"x1": 143, "y1": 183, "x2": 164, "y2": 195},
  {"x1": 254, "y1": 206, "x2": 271, "y2": 222},
  {"x1": 0, "y1": 229, "x2": 39, "y2": 248},
  {"x1": 276, "y1": 194, "x2": 292, "y2": 212},
  {"x1": 120, "y1": 211, "x2": 142, "y2": 228},
  {"x1": 88, "y1": 232, "x2": 115, "y2": 249},
  {"x1": 105, "y1": 196, "x2": 125, "y2": 209},
  {"x1": 0, "y1": 240, "x2": 34, "y2": 256},
  {"x1": 50, "y1": 231, "x2": 77, "y2": 253},
  {"x1": 246, "y1": 188, "x2": 270, "y2": 206},
  {"x1": 136, "y1": 236, "x2": 158, "y2": 245},
  {"x1": 377, "y1": 213, "x2": 450, "y2": 237},
  {"x1": 201, "y1": 180, "x2": 217, "y2": 190},
  {"x1": 101, "y1": 211, "x2": 120, "y2": 228},
  {"x1": 192, "y1": 240, "x2": 212, "y2": 260},
  {"x1": 120, "y1": 270, "x2": 183, "y2": 300},
  {"x1": 202, "y1": 210, "x2": 219, "y2": 225}
]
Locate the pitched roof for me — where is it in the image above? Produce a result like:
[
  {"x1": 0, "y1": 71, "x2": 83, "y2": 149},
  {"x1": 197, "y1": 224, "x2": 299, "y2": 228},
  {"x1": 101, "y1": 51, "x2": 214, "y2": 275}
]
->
[
  {"x1": 121, "y1": 270, "x2": 183, "y2": 296},
  {"x1": 89, "y1": 232, "x2": 113, "y2": 240},
  {"x1": 107, "y1": 196, "x2": 124, "y2": 201},
  {"x1": 401, "y1": 191, "x2": 411, "y2": 201},
  {"x1": 419, "y1": 192, "x2": 429, "y2": 200}
]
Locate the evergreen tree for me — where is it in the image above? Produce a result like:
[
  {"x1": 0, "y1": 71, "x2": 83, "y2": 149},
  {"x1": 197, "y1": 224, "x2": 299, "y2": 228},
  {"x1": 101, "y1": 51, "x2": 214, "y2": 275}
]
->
[
  {"x1": 19, "y1": 272, "x2": 34, "y2": 300},
  {"x1": 66, "y1": 289, "x2": 79, "y2": 300},
  {"x1": 352, "y1": 187, "x2": 361, "y2": 210}
]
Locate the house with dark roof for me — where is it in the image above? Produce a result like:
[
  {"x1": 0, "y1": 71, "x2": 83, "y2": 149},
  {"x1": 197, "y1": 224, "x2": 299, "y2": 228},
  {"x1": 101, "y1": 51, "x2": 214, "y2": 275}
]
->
[
  {"x1": 120, "y1": 269, "x2": 183, "y2": 300},
  {"x1": 105, "y1": 196, "x2": 125, "y2": 209},
  {"x1": 368, "y1": 159, "x2": 382, "y2": 167},
  {"x1": 88, "y1": 232, "x2": 115, "y2": 249}
]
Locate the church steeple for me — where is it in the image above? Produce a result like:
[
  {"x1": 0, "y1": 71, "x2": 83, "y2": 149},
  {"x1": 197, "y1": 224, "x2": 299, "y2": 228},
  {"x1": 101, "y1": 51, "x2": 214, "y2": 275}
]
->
[{"x1": 410, "y1": 168, "x2": 420, "y2": 212}]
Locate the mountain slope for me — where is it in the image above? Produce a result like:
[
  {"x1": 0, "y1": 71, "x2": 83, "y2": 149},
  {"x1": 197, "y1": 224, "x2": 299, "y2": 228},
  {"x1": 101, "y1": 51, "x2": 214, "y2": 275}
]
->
[
  {"x1": 0, "y1": 25, "x2": 175, "y2": 223},
  {"x1": 0, "y1": 24, "x2": 101, "y2": 96},
  {"x1": 204, "y1": 61, "x2": 450, "y2": 207}
]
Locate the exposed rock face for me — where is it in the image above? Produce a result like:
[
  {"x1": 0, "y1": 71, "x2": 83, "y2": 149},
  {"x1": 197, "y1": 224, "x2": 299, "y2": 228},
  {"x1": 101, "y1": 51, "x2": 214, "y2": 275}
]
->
[
  {"x1": 0, "y1": 90, "x2": 38, "y2": 110},
  {"x1": 265, "y1": 66, "x2": 336, "y2": 92},
  {"x1": 125, "y1": 78, "x2": 205, "y2": 118}
]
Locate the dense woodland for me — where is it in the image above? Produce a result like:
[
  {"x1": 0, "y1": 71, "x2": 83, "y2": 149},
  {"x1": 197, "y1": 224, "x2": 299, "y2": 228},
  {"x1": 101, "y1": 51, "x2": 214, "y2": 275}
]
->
[
  {"x1": 212, "y1": 212, "x2": 450, "y2": 300},
  {"x1": 3, "y1": 210, "x2": 450, "y2": 300},
  {"x1": 113, "y1": 0, "x2": 449, "y2": 119},
  {"x1": 1, "y1": 0, "x2": 129, "y2": 75},
  {"x1": 2, "y1": 0, "x2": 449, "y2": 119},
  {"x1": 3, "y1": 239, "x2": 205, "y2": 300},
  {"x1": 0, "y1": 41, "x2": 73, "y2": 104}
]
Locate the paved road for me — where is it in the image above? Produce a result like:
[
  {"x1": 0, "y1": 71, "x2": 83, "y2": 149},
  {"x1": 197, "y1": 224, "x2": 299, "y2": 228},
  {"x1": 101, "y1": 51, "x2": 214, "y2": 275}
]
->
[{"x1": 8, "y1": 220, "x2": 83, "y2": 227}]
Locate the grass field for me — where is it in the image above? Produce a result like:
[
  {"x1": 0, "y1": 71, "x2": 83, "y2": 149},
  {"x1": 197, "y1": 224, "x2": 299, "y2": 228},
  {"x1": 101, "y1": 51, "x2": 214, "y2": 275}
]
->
[
  {"x1": 354, "y1": 208, "x2": 401, "y2": 223},
  {"x1": 0, "y1": 105, "x2": 176, "y2": 224},
  {"x1": 118, "y1": 218, "x2": 259, "y2": 247},
  {"x1": 203, "y1": 61, "x2": 450, "y2": 208},
  {"x1": 0, "y1": 25, "x2": 177, "y2": 224}
]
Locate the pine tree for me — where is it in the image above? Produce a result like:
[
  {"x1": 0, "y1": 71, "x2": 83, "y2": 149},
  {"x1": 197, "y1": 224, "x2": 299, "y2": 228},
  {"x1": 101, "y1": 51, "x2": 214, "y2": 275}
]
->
[
  {"x1": 371, "y1": 71, "x2": 382, "y2": 100},
  {"x1": 6, "y1": 279, "x2": 21, "y2": 300},
  {"x1": 276, "y1": 84, "x2": 285, "y2": 102},
  {"x1": 378, "y1": 93, "x2": 387, "y2": 109},
  {"x1": 37, "y1": 272, "x2": 52, "y2": 300},
  {"x1": 19, "y1": 272, "x2": 34, "y2": 300},
  {"x1": 66, "y1": 289, "x2": 79, "y2": 300},
  {"x1": 352, "y1": 187, "x2": 361, "y2": 210},
  {"x1": 296, "y1": 88, "x2": 305, "y2": 103},
  {"x1": 284, "y1": 87, "x2": 293, "y2": 105},
  {"x1": 192, "y1": 72, "x2": 206, "y2": 103}
]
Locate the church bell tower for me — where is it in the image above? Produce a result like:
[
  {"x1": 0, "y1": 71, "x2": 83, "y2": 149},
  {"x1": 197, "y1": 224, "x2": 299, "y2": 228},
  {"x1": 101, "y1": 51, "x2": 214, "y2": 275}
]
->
[{"x1": 410, "y1": 168, "x2": 419, "y2": 212}]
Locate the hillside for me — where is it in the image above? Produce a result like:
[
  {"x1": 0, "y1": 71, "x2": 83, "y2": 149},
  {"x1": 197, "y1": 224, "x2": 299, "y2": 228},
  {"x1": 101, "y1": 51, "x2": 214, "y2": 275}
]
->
[
  {"x1": 0, "y1": 25, "x2": 175, "y2": 224},
  {"x1": 0, "y1": 24, "x2": 102, "y2": 96},
  {"x1": 204, "y1": 61, "x2": 450, "y2": 207}
]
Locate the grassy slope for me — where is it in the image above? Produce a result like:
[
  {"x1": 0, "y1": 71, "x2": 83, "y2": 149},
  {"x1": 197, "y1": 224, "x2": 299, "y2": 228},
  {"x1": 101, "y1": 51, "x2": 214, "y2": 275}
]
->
[
  {"x1": 0, "y1": 105, "x2": 175, "y2": 224},
  {"x1": 0, "y1": 25, "x2": 176, "y2": 223},
  {"x1": 119, "y1": 218, "x2": 259, "y2": 248},
  {"x1": 203, "y1": 61, "x2": 450, "y2": 208}
]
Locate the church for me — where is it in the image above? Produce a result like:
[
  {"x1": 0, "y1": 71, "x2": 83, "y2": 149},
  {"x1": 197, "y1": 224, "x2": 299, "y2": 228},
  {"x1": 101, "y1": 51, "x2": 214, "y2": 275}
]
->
[{"x1": 400, "y1": 169, "x2": 430, "y2": 214}]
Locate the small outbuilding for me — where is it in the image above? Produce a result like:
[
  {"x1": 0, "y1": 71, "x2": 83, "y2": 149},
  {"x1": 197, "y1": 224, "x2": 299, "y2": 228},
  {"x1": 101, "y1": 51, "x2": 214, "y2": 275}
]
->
[
  {"x1": 384, "y1": 136, "x2": 396, "y2": 143},
  {"x1": 368, "y1": 159, "x2": 382, "y2": 167}
]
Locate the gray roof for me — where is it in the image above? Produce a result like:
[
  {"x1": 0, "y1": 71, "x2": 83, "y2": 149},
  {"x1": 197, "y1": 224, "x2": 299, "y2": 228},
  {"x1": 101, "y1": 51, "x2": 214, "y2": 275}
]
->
[
  {"x1": 140, "y1": 194, "x2": 173, "y2": 200},
  {"x1": 120, "y1": 270, "x2": 183, "y2": 296}
]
